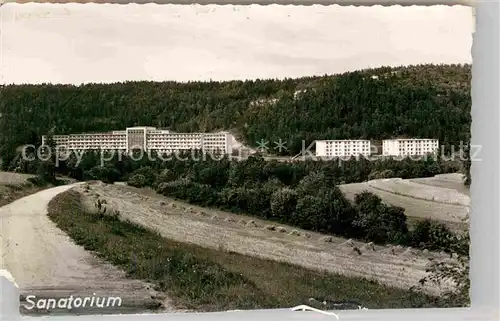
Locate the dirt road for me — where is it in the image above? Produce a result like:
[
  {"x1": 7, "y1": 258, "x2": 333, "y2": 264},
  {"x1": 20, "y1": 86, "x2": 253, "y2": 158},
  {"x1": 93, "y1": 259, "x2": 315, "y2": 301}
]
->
[{"x1": 0, "y1": 184, "x2": 172, "y2": 315}]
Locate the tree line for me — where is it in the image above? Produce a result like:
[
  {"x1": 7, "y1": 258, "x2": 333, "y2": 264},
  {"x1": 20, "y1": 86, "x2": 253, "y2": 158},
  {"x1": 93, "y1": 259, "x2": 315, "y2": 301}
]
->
[
  {"x1": 0, "y1": 63, "x2": 471, "y2": 185},
  {"x1": 13, "y1": 148, "x2": 468, "y2": 257}
]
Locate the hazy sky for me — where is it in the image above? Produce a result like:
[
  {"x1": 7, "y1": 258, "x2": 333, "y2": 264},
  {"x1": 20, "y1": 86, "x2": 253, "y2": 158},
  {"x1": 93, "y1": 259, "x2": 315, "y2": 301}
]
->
[{"x1": 0, "y1": 4, "x2": 473, "y2": 84}]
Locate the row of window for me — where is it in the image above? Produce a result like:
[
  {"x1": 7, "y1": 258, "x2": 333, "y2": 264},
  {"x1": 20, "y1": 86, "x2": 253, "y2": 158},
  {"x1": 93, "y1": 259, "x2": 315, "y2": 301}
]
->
[
  {"x1": 324, "y1": 143, "x2": 370, "y2": 146},
  {"x1": 326, "y1": 147, "x2": 370, "y2": 149},
  {"x1": 60, "y1": 145, "x2": 228, "y2": 151},
  {"x1": 394, "y1": 140, "x2": 438, "y2": 143},
  {"x1": 64, "y1": 142, "x2": 227, "y2": 147},
  {"x1": 323, "y1": 151, "x2": 370, "y2": 154},
  {"x1": 51, "y1": 138, "x2": 225, "y2": 143}
]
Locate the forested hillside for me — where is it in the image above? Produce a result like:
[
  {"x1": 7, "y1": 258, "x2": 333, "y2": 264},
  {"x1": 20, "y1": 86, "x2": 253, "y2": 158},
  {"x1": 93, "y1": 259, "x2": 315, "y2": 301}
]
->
[{"x1": 0, "y1": 63, "x2": 471, "y2": 164}]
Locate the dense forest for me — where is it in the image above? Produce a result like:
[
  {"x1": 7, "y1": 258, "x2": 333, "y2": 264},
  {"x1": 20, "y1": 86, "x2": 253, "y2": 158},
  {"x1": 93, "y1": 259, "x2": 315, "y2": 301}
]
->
[{"x1": 0, "y1": 63, "x2": 471, "y2": 183}]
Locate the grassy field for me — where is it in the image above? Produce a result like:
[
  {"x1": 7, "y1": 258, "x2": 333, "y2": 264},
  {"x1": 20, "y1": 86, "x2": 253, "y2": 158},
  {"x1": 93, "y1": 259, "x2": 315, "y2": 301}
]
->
[
  {"x1": 47, "y1": 188, "x2": 446, "y2": 312},
  {"x1": 0, "y1": 172, "x2": 35, "y2": 185},
  {"x1": 409, "y1": 174, "x2": 470, "y2": 197},
  {"x1": 0, "y1": 172, "x2": 77, "y2": 207},
  {"x1": 338, "y1": 181, "x2": 468, "y2": 232},
  {"x1": 366, "y1": 178, "x2": 470, "y2": 206},
  {"x1": 0, "y1": 172, "x2": 43, "y2": 207}
]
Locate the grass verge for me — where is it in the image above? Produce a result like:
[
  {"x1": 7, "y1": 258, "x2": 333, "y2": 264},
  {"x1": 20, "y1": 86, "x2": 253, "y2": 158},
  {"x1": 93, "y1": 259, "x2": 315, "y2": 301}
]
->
[
  {"x1": 0, "y1": 182, "x2": 50, "y2": 207},
  {"x1": 48, "y1": 189, "x2": 447, "y2": 312}
]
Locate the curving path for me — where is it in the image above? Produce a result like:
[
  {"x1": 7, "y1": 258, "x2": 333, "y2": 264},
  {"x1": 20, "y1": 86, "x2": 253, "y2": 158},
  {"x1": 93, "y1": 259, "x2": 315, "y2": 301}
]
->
[{"x1": 0, "y1": 184, "x2": 172, "y2": 315}]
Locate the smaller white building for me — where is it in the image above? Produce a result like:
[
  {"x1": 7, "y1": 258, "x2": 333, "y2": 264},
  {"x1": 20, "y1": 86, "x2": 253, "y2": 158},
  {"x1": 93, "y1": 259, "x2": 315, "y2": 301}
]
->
[
  {"x1": 315, "y1": 140, "x2": 371, "y2": 157},
  {"x1": 382, "y1": 139, "x2": 439, "y2": 157}
]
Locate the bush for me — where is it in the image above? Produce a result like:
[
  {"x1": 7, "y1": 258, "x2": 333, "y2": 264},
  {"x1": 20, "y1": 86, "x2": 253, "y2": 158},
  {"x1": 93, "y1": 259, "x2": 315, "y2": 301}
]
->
[
  {"x1": 196, "y1": 165, "x2": 229, "y2": 189},
  {"x1": 127, "y1": 174, "x2": 148, "y2": 188},
  {"x1": 292, "y1": 188, "x2": 356, "y2": 235},
  {"x1": 410, "y1": 219, "x2": 457, "y2": 253},
  {"x1": 84, "y1": 165, "x2": 121, "y2": 183},
  {"x1": 27, "y1": 176, "x2": 49, "y2": 187},
  {"x1": 270, "y1": 188, "x2": 298, "y2": 220},
  {"x1": 132, "y1": 166, "x2": 157, "y2": 186},
  {"x1": 367, "y1": 169, "x2": 395, "y2": 180},
  {"x1": 295, "y1": 171, "x2": 334, "y2": 196},
  {"x1": 153, "y1": 168, "x2": 176, "y2": 188},
  {"x1": 156, "y1": 179, "x2": 218, "y2": 206},
  {"x1": 261, "y1": 178, "x2": 285, "y2": 196},
  {"x1": 352, "y1": 191, "x2": 409, "y2": 244},
  {"x1": 156, "y1": 179, "x2": 188, "y2": 195},
  {"x1": 36, "y1": 160, "x2": 56, "y2": 183},
  {"x1": 220, "y1": 187, "x2": 271, "y2": 217},
  {"x1": 182, "y1": 183, "x2": 219, "y2": 206}
]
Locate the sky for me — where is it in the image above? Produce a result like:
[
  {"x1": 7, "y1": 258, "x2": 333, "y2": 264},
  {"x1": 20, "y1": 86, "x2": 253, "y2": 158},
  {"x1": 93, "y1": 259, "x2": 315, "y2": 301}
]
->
[{"x1": 0, "y1": 4, "x2": 473, "y2": 84}]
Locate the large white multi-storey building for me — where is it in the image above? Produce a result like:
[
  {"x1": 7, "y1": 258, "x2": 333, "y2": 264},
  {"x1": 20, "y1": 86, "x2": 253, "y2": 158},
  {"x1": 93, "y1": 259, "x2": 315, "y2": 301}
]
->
[
  {"x1": 382, "y1": 139, "x2": 439, "y2": 157},
  {"x1": 315, "y1": 140, "x2": 371, "y2": 157},
  {"x1": 41, "y1": 127, "x2": 232, "y2": 154}
]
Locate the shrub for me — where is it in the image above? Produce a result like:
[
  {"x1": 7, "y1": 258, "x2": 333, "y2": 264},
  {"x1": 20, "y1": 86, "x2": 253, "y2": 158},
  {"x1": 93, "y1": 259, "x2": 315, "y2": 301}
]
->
[
  {"x1": 156, "y1": 179, "x2": 189, "y2": 195},
  {"x1": 218, "y1": 187, "x2": 271, "y2": 218},
  {"x1": 270, "y1": 187, "x2": 297, "y2": 220},
  {"x1": 410, "y1": 219, "x2": 457, "y2": 253},
  {"x1": 127, "y1": 174, "x2": 148, "y2": 188},
  {"x1": 153, "y1": 168, "x2": 176, "y2": 188},
  {"x1": 295, "y1": 171, "x2": 334, "y2": 196},
  {"x1": 367, "y1": 169, "x2": 395, "y2": 180},
  {"x1": 157, "y1": 179, "x2": 218, "y2": 206},
  {"x1": 352, "y1": 191, "x2": 409, "y2": 244},
  {"x1": 84, "y1": 165, "x2": 121, "y2": 184},
  {"x1": 27, "y1": 176, "x2": 49, "y2": 187},
  {"x1": 131, "y1": 166, "x2": 157, "y2": 186},
  {"x1": 292, "y1": 188, "x2": 356, "y2": 235}
]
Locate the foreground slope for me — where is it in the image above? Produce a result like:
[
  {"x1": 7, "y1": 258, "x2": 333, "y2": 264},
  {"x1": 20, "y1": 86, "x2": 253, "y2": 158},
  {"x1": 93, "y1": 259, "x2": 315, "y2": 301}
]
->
[
  {"x1": 0, "y1": 184, "x2": 171, "y2": 315},
  {"x1": 77, "y1": 182, "x2": 455, "y2": 296}
]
